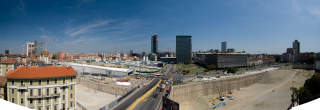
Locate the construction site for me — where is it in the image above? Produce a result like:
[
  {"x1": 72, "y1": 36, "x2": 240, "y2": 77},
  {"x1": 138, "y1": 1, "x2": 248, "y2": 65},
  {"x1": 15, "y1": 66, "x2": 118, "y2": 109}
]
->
[{"x1": 169, "y1": 67, "x2": 314, "y2": 110}]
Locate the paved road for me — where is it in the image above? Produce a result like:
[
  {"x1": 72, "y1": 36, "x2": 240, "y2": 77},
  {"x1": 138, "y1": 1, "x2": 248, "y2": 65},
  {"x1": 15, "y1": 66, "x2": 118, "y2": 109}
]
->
[
  {"x1": 133, "y1": 88, "x2": 163, "y2": 110},
  {"x1": 111, "y1": 79, "x2": 160, "y2": 110}
]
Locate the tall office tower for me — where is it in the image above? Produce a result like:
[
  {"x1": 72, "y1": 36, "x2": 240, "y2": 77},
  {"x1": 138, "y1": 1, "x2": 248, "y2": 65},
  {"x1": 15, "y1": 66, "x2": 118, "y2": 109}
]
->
[
  {"x1": 221, "y1": 41, "x2": 227, "y2": 53},
  {"x1": 176, "y1": 35, "x2": 192, "y2": 64},
  {"x1": 292, "y1": 40, "x2": 300, "y2": 63},
  {"x1": 151, "y1": 35, "x2": 158, "y2": 54}
]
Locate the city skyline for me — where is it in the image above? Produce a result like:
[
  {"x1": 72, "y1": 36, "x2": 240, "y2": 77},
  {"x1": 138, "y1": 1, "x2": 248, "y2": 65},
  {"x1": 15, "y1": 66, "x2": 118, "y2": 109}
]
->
[{"x1": 1, "y1": 0, "x2": 320, "y2": 54}]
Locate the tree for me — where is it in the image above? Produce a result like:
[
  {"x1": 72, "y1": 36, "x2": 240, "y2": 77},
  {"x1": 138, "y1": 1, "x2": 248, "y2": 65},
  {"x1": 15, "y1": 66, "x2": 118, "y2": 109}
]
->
[{"x1": 52, "y1": 54, "x2": 57, "y2": 59}]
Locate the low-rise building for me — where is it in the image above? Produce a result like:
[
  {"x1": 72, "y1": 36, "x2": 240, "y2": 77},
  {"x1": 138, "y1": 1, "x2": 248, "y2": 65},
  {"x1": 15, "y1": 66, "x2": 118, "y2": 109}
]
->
[
  {"x1": 5, "y1": 66, "x2": 77, "y2": 110},
  {"x1": 316, "y1": 61, "x2": 320, "y2": 72},
  {"x1": 0, "y1": 76, "x2": 6, "y2": 99},
  {"x1": 195, "y1": 53, "x2": 248, "y2": 69},
  {"x1": 0, "y1": 59, "x2": 18, "y2": 76}
]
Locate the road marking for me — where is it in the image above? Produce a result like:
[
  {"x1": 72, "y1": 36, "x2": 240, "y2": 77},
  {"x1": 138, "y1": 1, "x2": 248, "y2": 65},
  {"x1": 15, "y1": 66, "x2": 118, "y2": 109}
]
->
[{"x1": 127, "y1": 80, "x2": 161, "y2": 110}]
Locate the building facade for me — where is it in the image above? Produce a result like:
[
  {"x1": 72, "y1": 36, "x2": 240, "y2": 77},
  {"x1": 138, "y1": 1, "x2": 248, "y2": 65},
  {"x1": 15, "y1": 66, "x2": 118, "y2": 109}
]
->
[
  {"x1": 221, "y1": 41, "x2": 227, "y2": 53},
  {"x1": 151, "y1": 35, "x2": 158, "y2": 54},
  {"x1": 0, "y1": 76, "x2": 6, "y2": 99},
  {"x1": 195, "y1": 53, "x2": 248, "y2": 69},
  {"x1": 0, "y1": 59, "x2": 17, "y2": 77},
  {"x1": 5, "y1": 66, "x2": 77, "y2": 110},
  {"x1": 292, "y1": 40, "x2": 300, "y2": 63},
  {"x1": 176, "y1": 35, "x2": 192, "y2": 64}
]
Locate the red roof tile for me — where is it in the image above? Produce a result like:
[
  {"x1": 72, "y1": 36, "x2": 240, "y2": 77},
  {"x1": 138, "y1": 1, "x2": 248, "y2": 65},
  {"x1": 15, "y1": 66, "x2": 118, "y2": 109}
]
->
[
  {"x1": 6, "y1": 66, "x2": 77, "y2": 79},
  {"x1": 0, "y1": 59, "x2": 17, "y2": 64}
]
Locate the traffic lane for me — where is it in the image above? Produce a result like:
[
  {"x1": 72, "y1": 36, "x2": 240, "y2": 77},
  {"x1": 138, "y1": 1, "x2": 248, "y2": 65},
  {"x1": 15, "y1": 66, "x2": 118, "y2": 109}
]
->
[
  {"x1": 112, "y1": 79, "x2": 160, "y2": 110},
  {"x1": 133, "y1": 88, "x2": 162, "y2": 110}
]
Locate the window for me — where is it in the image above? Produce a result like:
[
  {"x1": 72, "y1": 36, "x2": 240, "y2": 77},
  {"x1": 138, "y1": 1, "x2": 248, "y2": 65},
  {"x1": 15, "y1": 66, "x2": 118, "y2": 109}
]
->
[
  {"x1": 54, "y1": 79, "x2": 57, "y2": 84},
  {"x1": 21, "y1": 98, "x2": 24, "y2": 104},
  {"x1": 54, "y1": 88, "x2": 57, "y2": 94},
  {"x1": 12, "y1": 98, "x2": 15, "y2": 103},
  {"x1": 21, "y1": 80, "x2": 24, "y2": 86},
  {"x1": 11, "y1": 80, "x2": 14, "y2": 85},
  {"x1": 30, "y1": 81, "x2": 33, "y2": 85},
  {"x1": 38, "y1": 99, "x2": 41, "y2": 104},
  {"x1": 30, "y1": 89, "x2": 33, "y2": 96},
  {"x1": 46, "y1": 88, "x2": 49, "y2": 96},
  {"x1": 63, "y1": 88, "x2": 65, "y2": 92},
  {"x1": 62, "y1": 104, "x2": 65, "y2": 110},
  {"x1": 70, "y1": 94, "x2": 72, "y2": 98},
  {"x1": 70, "y1": 86, "x2": 73, "y2": 90},
  {"x1": 70, "y1": 101, "x2": 73, "y2": 107},
  {"x1": 46, "y1": 98, "x2": 49, "y2": 103},
  {"x1": 63, "y1": 78, "x2": 65, "y2": 84},
  {"x1": 47, "y1": 80, "x2": 49, "y2": 85},
  {"x1": 38, "y1": 107, "x2": 41, "y2": 110},
  {"x1": 11, "y1": 89, "x2": 14, "y2": 94},
  {"x1": 38, "y1": 89, "x2": 41, "y2": 96},
  {"x1": 54, "y1": 105, "x2": 57, "y2": 110},
  {"x1": 38, "y1": 80, "x2": 41, "y2": 85},
  {"x1": 71, "y1": 78, "x2": 73, "y2": 82},
  {"x1": 54, "y1": 97, "x2": 57, "y2": 102},
  {"x1": 46, "y1": 106, "x2": 49, "y2": 110},
  {"x1": 63, "y1": 95, "x2": 65, "y2": 100},
  {"x1": 30, "y1": 99, "x2": 33, "y2": 104}
]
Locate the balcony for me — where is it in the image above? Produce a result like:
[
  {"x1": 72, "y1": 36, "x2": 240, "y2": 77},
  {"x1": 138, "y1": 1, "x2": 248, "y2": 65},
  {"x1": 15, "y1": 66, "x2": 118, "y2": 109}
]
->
[{"x1": 28, "y1": 93, "x2": 60, "y2": 99}]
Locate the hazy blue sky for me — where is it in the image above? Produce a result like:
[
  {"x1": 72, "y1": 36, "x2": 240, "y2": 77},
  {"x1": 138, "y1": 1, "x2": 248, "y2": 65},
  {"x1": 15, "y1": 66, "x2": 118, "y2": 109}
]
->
[{"x1": 0, "y1": 0, "x2": 319, "y2": 54}]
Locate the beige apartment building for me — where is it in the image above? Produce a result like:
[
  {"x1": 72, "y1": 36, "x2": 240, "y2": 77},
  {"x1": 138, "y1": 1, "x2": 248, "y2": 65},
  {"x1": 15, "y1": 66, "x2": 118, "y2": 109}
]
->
[
  {"x1": 0, "y1": 59, "x2": 17, "y2": 76},
  {"x1": 5, "y1": 66, "x2": 77, "y2": 110},
  {"x1": 0, "y1": 76, "x2": 6, "y2": 99}
]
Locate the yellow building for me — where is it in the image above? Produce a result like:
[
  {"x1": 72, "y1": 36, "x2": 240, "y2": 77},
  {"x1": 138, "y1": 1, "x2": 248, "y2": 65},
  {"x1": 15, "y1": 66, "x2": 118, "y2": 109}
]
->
[{"x1": 6, "y1": 66, "x2": 77, "y2": 110}]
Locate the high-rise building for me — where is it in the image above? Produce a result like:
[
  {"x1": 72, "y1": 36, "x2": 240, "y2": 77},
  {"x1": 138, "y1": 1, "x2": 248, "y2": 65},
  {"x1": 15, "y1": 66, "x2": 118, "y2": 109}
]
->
[
  {"x1": 293, "y1": 40, "x2": 300, "y2": 54},
  {"x1": 221, "y1": 41, "x2": 227, "y2": 53},
  {"x1": 26, "y1": 40, "x2": 38, "y2": 57},
  {"x1": 5, "y1": 50, "x2": 10, "y2": 55},
  {"x1": 176, "y1": 35, "x2": 192, "y2": 64},
  {"x1": 151, "y1": 35, "x2": 158, "y2": 54},
  {"x1": 292, "y1": 40, "x2": 300, "y2": 63},
  {"x1": 5, "y1": 66, "x2": 77, "y2": 110}
]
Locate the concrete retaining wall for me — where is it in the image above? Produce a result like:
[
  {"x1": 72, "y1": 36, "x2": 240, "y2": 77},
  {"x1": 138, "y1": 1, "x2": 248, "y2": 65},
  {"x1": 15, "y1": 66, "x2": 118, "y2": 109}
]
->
[
  {"x1": 77, "y1": 78, "x2": 131, "y2": 96},
  {"x1": 170, "y1": 72, "x2": 265, "y2": 103}
]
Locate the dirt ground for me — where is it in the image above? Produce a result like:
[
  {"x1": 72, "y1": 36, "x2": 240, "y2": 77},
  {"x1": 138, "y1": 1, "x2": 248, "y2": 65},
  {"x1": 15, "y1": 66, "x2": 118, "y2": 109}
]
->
[
  {"x1": 214, "y1": 69, "x2": 313, "y2": 110},
  {"x1": 76, "y1": 84, "x2": 117, "y2": 110},
  {"x1": 178, "y1": 69, "x2": 314, "y2": 110}
]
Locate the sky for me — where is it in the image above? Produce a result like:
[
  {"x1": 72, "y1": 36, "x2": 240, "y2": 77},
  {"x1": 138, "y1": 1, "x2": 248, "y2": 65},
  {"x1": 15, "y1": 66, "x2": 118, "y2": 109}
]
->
[{"x1": 0, "y1": 0, "x2": 319, "y2": 54}]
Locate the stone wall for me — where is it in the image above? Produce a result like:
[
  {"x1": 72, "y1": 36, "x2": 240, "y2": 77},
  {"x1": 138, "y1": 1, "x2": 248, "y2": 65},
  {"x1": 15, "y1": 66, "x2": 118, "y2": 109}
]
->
[{"x1": 170, "y1": 72, "x2": 265, "y2": 103}]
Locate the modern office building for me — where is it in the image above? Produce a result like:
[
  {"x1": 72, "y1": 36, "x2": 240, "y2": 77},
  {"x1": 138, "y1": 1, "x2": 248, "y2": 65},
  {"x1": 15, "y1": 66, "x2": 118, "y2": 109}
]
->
[
  {"x1": 292, "y1": 40, "x2": 300, "y2": 63},
  {"x1": 5, "y1": 66, "x2": 77, "y2": 110},
  {"x1": 151, "y1": 35, "x2": 158, "y2": 54},
  {"x1": 176, "y1": 35, "x2": 192, "y2": 64},
  {"x1": 195, "y1": 53, "x2": 248, "y2": 69},
  {"x1": 221, "y1": 41, "x2": 227, "y2": 53},
  {"x1": 5, "y1": 50, "x2": 10, "y2": 55}
]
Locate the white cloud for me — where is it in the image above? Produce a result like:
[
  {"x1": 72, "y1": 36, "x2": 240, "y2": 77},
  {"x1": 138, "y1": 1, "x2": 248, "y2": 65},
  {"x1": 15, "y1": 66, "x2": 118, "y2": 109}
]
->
[
  {"x1": 66, "y1": 20, "x2": 110, "y2": 37},
  {"x1": 308, "y1": 8, "x2": 320, "y2": 16}
]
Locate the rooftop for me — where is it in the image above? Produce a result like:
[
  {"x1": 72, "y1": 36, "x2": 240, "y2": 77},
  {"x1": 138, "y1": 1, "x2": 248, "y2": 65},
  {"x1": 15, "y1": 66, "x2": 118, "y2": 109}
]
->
[
  {"x1": 6, "y1": 66, "x2": 77, "y2": 79},
  {"x1": 0, "y1": 59, "x2": 17, "y2": 64}
]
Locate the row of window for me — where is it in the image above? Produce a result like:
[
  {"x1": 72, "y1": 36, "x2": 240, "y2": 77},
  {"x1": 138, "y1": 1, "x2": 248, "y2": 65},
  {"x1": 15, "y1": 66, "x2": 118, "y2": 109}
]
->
[
  {"x1": 11, "y1": 87, "x2": 73, "y2": 96},
  {"x1": 11, "y1": 94, "x2": 74, "y2": 104},
  {"x1": 11, "y1": 78, "x2": 74, "y2": 86}
]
